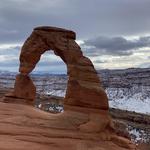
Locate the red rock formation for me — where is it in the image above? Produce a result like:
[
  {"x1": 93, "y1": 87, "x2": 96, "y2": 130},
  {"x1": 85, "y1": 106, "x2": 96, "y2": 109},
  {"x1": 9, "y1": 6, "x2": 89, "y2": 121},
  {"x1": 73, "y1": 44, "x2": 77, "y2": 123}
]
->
[
  {"x1": 17, "y1": 26, "x2": 108, "y2": 110},
  {"x1": 2, "y1": 26, "x2": 137, "y2": 150},
  {"x1": 3, "y1": 74, "x2": 35, "y2": 105},
  {"x1": 14, "y1": 74, "x2": 36, "y2": 100},
  {"x1": 0, "y1": 102, "x2": 137, "y2": 150}
]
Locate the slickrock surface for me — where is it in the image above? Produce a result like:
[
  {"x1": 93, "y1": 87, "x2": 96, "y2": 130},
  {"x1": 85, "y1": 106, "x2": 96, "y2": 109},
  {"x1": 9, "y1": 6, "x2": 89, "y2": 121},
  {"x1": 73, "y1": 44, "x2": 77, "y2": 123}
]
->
[
  {"x1": 0, "y1": 102, "x2": 136, "y2": 150},
  {"x1": 2, "y1": 26, "x2": 137, "y2": 149}
]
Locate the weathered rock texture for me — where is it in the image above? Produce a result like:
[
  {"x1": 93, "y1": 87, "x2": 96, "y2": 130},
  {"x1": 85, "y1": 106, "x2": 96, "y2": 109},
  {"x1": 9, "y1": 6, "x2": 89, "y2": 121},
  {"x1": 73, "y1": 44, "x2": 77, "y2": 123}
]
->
[
  {"x1": 17, "y1": 26, "x2": 108, "y2": 110},
  {"x1": 2, "y1": 26, "x2": 137, "y2": 149},
  {"x1": 0, "y1": 102, "x2": 136, "y2": 150},
  {"x1": 3, "y1": 74, "x2": 36, "y2": 105},
  {"x1": 14, "y1": 74, "x2": 36, "y2": 100}
]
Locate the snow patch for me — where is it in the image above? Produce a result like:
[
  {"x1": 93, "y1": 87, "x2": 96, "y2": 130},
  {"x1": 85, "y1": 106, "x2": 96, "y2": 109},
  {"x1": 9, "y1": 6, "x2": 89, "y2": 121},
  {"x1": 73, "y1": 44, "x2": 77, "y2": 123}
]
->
[
  {"x1": 107, "y1": 87, "x2": 150, "y2": 114},
  {"x1": 127, "y1": 126, "x2": 149, "y2": 143}
]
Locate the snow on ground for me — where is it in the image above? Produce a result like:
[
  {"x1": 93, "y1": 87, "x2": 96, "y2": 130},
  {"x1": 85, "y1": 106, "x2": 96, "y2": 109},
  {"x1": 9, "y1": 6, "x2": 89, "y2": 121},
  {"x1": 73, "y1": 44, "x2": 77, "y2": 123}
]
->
[
  {"x1": 1, "y1": 71, "x2": 149, "y2": 115},
  {"x1": 44, "y1": 89, "x2": 150, "y2": 115},
  {"x1": 106, "y1": 87, "x2": 150, "y2": 114},
  {"x1": 45, "y1": 90, "x2": 65, "y2": 97},
  {"x1": 108, "y1": 95, "x2": 150, "y2": 115},
  {"x1": 127, "y1": 126, "x2": 149, "y2": 143}
]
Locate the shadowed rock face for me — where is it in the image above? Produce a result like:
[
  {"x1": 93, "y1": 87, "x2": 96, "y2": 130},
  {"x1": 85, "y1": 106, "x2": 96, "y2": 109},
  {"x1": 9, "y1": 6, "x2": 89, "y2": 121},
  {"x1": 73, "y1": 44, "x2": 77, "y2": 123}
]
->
[{"x1": 17, "y1": 26, "x2": 109, "y2": 110}]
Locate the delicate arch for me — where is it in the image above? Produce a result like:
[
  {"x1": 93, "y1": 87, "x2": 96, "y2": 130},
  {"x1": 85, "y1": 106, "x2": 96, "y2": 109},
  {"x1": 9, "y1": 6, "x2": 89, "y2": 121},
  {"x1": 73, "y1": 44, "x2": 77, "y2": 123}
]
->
[{"x1": 8, "y1": 26, "x2": 109, "y2": 110}]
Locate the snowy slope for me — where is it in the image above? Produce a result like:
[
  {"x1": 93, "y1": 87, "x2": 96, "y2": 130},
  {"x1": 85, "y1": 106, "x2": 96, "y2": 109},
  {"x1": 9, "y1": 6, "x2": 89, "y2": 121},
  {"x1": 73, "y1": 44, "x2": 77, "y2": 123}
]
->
[
  {"x1": 99, "y1": 68, "x2": 150, "y2": 114},
  {"x1": 106, "y1": 86, "x2": 150, "y2": 114},
  {"x1": 0, "y1": 68, "x2": 150, "y2": 114}
]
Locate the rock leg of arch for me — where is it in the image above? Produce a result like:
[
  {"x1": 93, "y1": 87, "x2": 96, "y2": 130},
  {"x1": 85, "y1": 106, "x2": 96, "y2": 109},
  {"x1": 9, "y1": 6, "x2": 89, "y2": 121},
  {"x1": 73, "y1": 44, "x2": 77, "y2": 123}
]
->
[
  {"x1": 2, "y1": 74, "x2": 36, "y2": 105},
  {"x1": 13, "y1": 74, "x2": 36, "y2": 101}
]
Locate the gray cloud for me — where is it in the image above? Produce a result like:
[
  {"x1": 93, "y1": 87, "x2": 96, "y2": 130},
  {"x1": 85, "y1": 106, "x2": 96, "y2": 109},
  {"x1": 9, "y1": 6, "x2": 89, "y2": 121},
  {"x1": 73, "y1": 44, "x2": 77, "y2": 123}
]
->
[
  {"x1": 0, "y1": 0, "x2": 150, "y2": 70},
  {"x1": 0, "y1": 45, "x2": 66, "y2": 72},
  {"x1": 82, "y1": 36, "x2": 150, "y2": 56},
  {"x1": 0, "y1": 46, "x2": 20, "y2": 55},
  {"x1": 0, "y1": 0, "x2": 150, "y2": 44},
  {"x1": 93, "y1": 60, "x2": 107, "y2": 64},
  {"x1": 37, "y1": 60, "x2": 64, "y2": 67},
  {"x1": 35, "y1": 61, "x2": 66, "y2": 73},
  {"x1": 138, "y1": 62, "x2": 150, "y2": 68}
]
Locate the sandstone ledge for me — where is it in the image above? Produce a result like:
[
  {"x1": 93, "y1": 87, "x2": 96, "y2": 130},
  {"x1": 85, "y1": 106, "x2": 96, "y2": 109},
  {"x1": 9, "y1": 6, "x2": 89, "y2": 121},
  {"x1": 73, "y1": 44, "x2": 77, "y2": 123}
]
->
[{"x1": 0, "y1": 101, "x2": 137, "y2": 150}]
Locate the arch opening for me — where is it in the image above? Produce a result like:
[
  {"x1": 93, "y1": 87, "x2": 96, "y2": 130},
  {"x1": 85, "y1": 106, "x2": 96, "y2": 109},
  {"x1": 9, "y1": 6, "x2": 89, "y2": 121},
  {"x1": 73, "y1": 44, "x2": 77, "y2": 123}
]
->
[{"x1": 32, "y1": 51, "x2": 67, "y2": 113}]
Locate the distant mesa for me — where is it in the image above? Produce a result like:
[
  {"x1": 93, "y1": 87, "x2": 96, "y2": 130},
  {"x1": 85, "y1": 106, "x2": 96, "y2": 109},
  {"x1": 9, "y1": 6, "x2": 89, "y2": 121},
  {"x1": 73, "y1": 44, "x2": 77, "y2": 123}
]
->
[{"x1": 1, "y1": 26, "x2": 137, "y2": 150}]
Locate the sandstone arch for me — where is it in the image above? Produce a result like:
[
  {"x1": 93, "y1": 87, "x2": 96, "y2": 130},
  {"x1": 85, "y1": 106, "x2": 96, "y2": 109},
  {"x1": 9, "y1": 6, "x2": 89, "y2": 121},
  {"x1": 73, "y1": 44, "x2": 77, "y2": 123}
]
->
[
  {"x1": 1, "y1": 27, "x2": 137, "y2": 149},
  {"x1": 6, "y1": 26, "x2": 109, "y2": 110}
]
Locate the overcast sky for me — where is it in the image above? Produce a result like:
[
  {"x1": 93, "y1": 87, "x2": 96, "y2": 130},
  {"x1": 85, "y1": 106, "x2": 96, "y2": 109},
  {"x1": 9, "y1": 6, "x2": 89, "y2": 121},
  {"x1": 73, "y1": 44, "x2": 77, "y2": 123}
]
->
[{"x1": 0, "y1": 0, "x2": 150, "y2": 73}]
